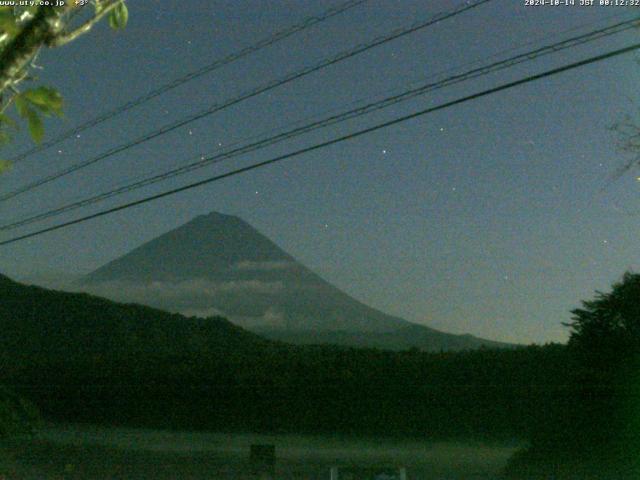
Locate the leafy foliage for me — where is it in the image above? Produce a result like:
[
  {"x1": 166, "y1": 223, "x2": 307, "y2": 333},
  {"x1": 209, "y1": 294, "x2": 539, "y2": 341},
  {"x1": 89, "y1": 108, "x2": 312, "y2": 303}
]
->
[
  {"x1": 566, "y1": 271, "x2": 640, "y2": 353},
  {"x1": 0, "y1": 2, "x2": 128, "y2": 168},
  {"x1": 108, "y1": 2, "x2": 128, "y2": 30},
  {"x1": 506, "y1": 273, "x2": 640, "y2": 479},
  {"x1": 14, "y1": 87, "x2": 64, "y2": 144},
  {"x1": 0, "y1": 6, "x2": 28, "y2": 43}
]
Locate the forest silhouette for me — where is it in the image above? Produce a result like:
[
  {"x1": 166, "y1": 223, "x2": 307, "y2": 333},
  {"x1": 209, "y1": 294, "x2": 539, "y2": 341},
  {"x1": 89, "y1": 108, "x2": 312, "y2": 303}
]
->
[{"x1": 0, "y1": 272, "x2": 638, "y2": 478}]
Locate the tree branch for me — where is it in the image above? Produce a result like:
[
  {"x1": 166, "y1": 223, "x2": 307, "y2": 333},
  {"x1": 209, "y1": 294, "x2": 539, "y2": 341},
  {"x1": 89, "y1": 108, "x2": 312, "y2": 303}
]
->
[
  {"x1": 49, "y1": 1, "x2": 124, "y2": 47},
  {"x1": 0, "y1": 6, "x2": 72, "y2": 96},
  {"x1": 0, "y1": 93, "x2": 16, "y2": 114}
]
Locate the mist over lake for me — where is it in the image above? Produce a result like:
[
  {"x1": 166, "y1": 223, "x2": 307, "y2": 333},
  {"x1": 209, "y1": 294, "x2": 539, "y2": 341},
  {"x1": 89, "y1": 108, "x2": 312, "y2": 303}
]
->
[{"x1": 5, "y1": 424, "x2": 520, "y2": 479}]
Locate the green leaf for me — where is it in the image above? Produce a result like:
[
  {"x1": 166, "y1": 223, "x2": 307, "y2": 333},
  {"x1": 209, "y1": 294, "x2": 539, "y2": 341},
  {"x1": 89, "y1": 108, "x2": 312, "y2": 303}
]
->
[
  {"x1": 0, "y1": 7, "x2": 18, "y2": 37},
  {"x1": 0, "y1": 160, "x2": 11, "y2": 173},
  {"x1": 22, "y1": 87, "x2": 63, "y2": 117},
  {"x1": 24, "y1": 107, "x2": 44, "y2": 144},
  {"x1": 108, "y1": 2, "x2": 128, "y2": 30},
  {"x1": 14, "y1": 95, "x2": 28, "y2": 118}
]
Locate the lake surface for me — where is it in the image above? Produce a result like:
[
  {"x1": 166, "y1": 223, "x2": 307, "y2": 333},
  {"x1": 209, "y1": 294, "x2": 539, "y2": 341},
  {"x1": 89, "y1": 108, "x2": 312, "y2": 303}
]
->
[{"x1": 2, "y1": 424, "x2": 521, "y2": 479}]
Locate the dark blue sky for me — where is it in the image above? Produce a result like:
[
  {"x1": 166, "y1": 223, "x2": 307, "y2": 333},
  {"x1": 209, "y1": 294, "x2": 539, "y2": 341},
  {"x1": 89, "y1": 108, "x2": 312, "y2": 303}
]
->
[{"x1": 1, "y1": 0, "x2": 638, "y2": 343}]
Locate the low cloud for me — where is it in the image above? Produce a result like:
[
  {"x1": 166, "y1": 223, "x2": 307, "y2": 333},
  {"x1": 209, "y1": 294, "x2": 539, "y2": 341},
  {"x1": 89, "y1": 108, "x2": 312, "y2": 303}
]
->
[
  {"x1": 232, "y1": 307, "x2": 287, "y2": 329},
  {"x1": 79, "y1": 279, "x2": 294, "y2": 326},
  {"x1": 16, "y1": 271, "x2": 83, "y2": 291},
  {"x1": 233, "y1": 260, "x2": 296, "y2": 271},
  {"x1": 82, "y1": 278, "x2": 285, "y2": 303}
]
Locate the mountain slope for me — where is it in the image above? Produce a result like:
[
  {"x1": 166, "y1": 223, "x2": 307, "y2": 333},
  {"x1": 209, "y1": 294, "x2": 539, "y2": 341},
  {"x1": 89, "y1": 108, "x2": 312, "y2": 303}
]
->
[
  {"x1": 254, "y1": 326, "x2": 511, "y2": 351},
  {"x1": 82, "y1": 211, "x2": 512, "y2": 351},
  {"x1": 0, "y1": 273, "x2": 268, "y2": 381}
]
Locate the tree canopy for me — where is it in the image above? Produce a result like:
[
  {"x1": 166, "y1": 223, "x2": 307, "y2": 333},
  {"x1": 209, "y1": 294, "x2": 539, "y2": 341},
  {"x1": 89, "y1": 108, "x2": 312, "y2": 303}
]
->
[
  {"x1": 565, "y1": 271, "x2": 640, "y2": 357},
  {"x1": 506, "y1": 272, "x2": 640, "y2": 479}
]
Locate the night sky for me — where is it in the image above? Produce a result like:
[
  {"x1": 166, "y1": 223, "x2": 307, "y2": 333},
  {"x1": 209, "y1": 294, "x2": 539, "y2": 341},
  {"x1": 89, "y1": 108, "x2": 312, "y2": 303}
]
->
[{"x1": 0, "y1": 0, "x2": 639, "y2": 344}]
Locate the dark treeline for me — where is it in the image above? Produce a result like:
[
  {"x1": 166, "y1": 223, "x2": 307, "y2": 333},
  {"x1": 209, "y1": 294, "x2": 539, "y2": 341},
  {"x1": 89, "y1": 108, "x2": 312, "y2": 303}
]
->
[
  {"x1": 1, "y1": 273, "x2": 566, "y2": 439},
  {"x1": 1, "y1": 272, "x2": 638, "y2": 478},
  {"x1": 11, "y1": 344, "x2": 571, "y2": 439},
  {"x1": 504, "y1": 272, "x2": 640, "y2": 479}
]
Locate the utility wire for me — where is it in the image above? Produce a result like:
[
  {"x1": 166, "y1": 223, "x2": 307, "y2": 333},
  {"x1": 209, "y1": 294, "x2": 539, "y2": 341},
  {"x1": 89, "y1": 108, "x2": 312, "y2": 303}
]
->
[
  {"x1": 1, "y1": 41, "x2": 638, "y2": 247},
  {"x1": 0, "y1": 0, "x2": 493, "y2": 202},
  {"x1": 2, "y1": 16, "x2": 638, "y2": 232},
  {"x1": 6, "y1": 0, "x2": 369, "y2": 165}
]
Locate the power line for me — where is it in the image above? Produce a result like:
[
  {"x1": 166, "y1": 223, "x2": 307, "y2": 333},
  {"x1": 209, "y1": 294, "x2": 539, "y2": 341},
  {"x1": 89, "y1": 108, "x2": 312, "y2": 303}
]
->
[
  {"x1": 2, "y1": 41, "x2": 638, "y2": 247},
  {"x1": 1, "y1": 16, "x2": 637, "y2": 232},
  {"x1": 6, "y1": 0, "x2": 369, "y2": 165},
  {"x1": 0, "y1": 0, "x2": 493, "y2": 202}
]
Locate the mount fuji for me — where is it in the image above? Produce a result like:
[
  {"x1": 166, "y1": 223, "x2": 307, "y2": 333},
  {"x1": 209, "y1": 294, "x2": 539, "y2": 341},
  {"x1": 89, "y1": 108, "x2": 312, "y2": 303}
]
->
[{"x1": 82, "y1": 211, "x2": 511, "y2": 351}]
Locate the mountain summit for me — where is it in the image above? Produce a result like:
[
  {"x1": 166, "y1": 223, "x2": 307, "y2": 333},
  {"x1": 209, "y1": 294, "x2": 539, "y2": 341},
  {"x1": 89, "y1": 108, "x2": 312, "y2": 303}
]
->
[
  {"x1": 83, "y1": 211, "x2": 510, "y2": 350},
  {"x1": 87, "y1": 212, "x2": 295, "y2": 283}
]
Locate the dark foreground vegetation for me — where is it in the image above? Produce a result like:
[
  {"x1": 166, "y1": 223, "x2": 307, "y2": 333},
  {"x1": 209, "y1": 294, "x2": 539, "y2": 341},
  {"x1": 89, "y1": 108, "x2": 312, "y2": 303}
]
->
[
  {"x1": 505, "y1": 272, "x2": 640, "y2": 479},
  {"x1": 1, "y1": 272, "x2": 638, "y2": 478}
]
